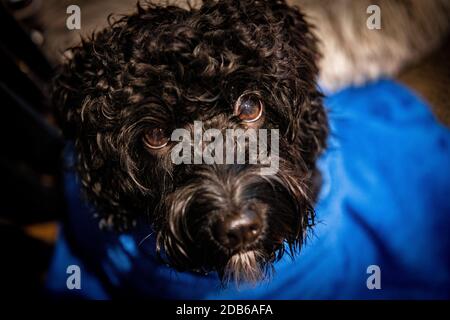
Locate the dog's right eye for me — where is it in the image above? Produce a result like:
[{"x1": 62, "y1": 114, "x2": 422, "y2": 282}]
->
[
  {"x1": 143, "y1": 128, "x2": 169, "y2": 149},
  {"x1": 234, "y1": 92, "x2": 263, "y2": 123}
]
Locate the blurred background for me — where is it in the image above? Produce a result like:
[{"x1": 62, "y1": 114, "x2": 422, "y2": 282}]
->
[{"x1": 0, "y1": 0, "x2": 449, "y2": 297}]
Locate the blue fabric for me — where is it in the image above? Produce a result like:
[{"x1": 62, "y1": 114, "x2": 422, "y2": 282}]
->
[{"x1": 46, "y1": 79, "x2": 450, "y2": 299}]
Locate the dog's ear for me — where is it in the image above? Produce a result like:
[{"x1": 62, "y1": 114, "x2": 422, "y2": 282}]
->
[
  {"x1": 273, "y1": 3, "x2": 328, "y2": 167},
  {"x1": 51, "y1": 34, "x2": 113, "y2": 140},
  {"x1": 52, "y1": 46, "x2": 94, "y2": 140},
  {"x1": 51, "y1": 32, "x2": 139, "y2": 230}
]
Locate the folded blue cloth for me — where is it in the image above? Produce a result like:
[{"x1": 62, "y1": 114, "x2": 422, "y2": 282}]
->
[{"x1": 46, "y1": 79, "x2": 450, "y2": 299}]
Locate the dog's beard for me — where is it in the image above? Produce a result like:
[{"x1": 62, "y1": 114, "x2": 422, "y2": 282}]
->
[
  {"x1": 155, "y1": 162, "x2": 316, "y2": 284},
  {"x1": 223, "y1": 250, "x2": 267, "y2": 284}
]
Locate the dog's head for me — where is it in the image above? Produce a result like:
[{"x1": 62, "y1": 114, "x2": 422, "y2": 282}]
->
[{"x1": 53, "y1": 0, "x2": 328, "y2": 283}]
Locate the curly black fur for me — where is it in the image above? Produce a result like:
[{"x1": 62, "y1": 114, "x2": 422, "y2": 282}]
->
[{"x1": 52, "y1": 0, "x2": 328, "y2": 283}]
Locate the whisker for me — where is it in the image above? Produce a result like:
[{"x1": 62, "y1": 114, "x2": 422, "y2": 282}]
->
[{"x1": 138, "y1": 231, "x2": 155, "y2": 247}]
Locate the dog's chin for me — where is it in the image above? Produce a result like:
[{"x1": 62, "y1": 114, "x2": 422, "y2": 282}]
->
[
  {"x1": 219, "y1": 240, "x2": 285, "y2": 284},
  {"x1": 222, "y1": 250, "x2": 268, "y2": 284},
  {"x1": 218, "y1": 235, "x2": 298, "y2": 284}
]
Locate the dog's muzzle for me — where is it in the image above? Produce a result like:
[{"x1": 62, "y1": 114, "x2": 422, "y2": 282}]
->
[
  {"x1": 158, "y1": 161, "x2": 310, "y2": 282},
  {"x1": 211, "y1": 205, "x2": 263, "y2": 252}
]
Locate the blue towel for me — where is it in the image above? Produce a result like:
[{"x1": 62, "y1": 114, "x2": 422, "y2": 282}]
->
[{"x1": 46, "y1": 79, "x2": 450, "y2": 299}]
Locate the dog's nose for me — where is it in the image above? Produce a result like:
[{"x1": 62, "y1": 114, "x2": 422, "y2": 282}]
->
[{"x1": 213, "y1": 210, "x2": 262, "y2": 250}]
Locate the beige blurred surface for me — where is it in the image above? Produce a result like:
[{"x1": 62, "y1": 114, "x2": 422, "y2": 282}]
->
[{"x1": 398, "y1": 36, "x2": 450, "y2": 126}]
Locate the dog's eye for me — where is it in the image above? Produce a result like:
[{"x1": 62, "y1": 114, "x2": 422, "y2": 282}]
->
[
  {"x1": 235, "y1": 93, "x2": 263, "y2": 122},
  {"x1": 143, "y1": 128, "x2": 169, "y2": 149}
]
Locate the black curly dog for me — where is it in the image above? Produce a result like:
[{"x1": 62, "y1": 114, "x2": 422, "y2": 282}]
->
[{"x1": 52, "y1": 0, "x2": 328, "y2": 283}]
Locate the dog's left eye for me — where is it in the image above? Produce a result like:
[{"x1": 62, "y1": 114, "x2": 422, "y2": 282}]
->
[
  {"x1": 234, "y1": 93, "x2": 263, "y2": 123},
  {"x1": 143, "y1": 128, "x2": 169, "y2": 149}
]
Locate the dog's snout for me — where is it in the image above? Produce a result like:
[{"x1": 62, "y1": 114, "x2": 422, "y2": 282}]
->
[{"x1": 213, "y1": 209, "x2": 262, "y2": 250}]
